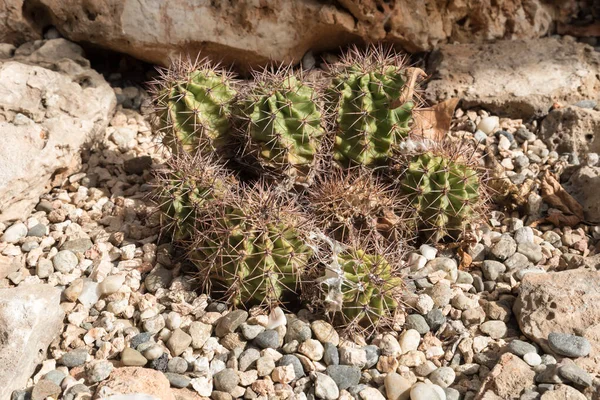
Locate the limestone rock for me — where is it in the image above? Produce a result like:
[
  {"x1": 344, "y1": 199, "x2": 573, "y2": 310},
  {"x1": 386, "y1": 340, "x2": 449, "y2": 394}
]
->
[
  {"x1": 0, "y1": 284, "x2": 64, "y2": 399},
  {"x1": 540, "y1": 107, "x2": 600, "y2": 157},
  {"x1": 513, "y1": 270, "x2": 600, "y2": 374},
  {"x1": 425, "y1": 37, "x2": 600, "y2": 119},
  {"x1": 95, "y1": 367, "x2": 176, "y2": 400},
  {"x1": 0, "y1": 38, "x2": 116, "y2": 223},
  {"x1": 0, "y1": 0, "x2": 42, "y2": 44},
  {"x1": 475, "y1": 353, "x2": 535, "y2": 399},
  {"x1": 563, "y1": 166, "x2": 600, "y2": 223}
]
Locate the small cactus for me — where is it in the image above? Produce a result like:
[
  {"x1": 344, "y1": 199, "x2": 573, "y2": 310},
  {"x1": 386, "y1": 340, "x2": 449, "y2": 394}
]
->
[
  {"x1": 327, "y1": 45, "x2": 422, "y2": 167},
  {"x1": 150, "y1": 58, "x2": 237, "y2": 156},
  {"x1": 235, "y1": 66, "x2": 325, "y2": 184},
  {"x1": 190, "y1": 185, "x2": 314, "y2": 309},
  {"x1": 399, "y1": 142, "x2": 486, "y2": 242}
]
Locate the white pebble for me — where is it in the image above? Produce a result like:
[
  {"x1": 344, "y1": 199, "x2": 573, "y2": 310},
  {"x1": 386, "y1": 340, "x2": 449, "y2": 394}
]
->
[
  {"x1": 419, "y1": 244, "x2": 437, "y2": 260},
  {"x1": 477, "y1": 116, "x2": 499, "y2": 135},
  {"x1": 523, "y1": 352, "x2": 541, "y2": 366},
  {"x1": 1, "y1": 222, "x2": 28, "y2": 243},
  {"x1": 166, "y1": 311, "x2": 182, "y2": 330},
  {"x1": 407, "y1": 253, "x2": 427, "y2": 270},
  {"x1": 399, "y1": 329, "x2": 421, "y2": 354},
  {"x1": 267, "y1": 307, "x2": 286, "y2": 329},
  {"x1": 415, "y1": 294, "x2": 434, "y2": 315},
  {"x1": 78, "y1": 280, "x2": 100, "y2": 308},
  {"x1": 191, "y1": 376, "x2": 213, "y2": 397},
  {"x1": 587, "y1": 153, "x2": 599, "y2": 166},
  {"x1": 410, "y1": 382, "x2": 443, "y2": 400},
  {"x1": 99, "y1": 274, "x2": 125, "y2": 296},
  {"x1": 474, "y1": 130, "x2": 487, "y2": 143}
]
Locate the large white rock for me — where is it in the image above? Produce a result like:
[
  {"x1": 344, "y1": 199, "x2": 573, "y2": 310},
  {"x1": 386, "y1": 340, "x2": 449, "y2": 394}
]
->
[
  {"x1": 0, "y1": 38, "x2": 115, "y2": 223},
  {"x1": 0, "y1": 284, "x2": 64, "y2": 399}
]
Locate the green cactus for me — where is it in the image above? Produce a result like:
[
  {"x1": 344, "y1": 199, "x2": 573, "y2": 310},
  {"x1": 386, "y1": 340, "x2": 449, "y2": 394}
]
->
[
  {"x1": 236, "y1": 68, "x2": 325, "y2": 184},
  {"x1": 322, "y1": 247, "x2": 403, "y2": 332},
  {"x1": 328, "y1": 46, "x2": 417, "y2": 167},
  {"x1": 400, "y1": 150, "x2": 481, "y2": 242},
  {"x1": 191, "y1": 186, "x2": 314, "y2": 309},
  {"x1": 151, "y1": 59, "x2": 236, "y2": 156}
]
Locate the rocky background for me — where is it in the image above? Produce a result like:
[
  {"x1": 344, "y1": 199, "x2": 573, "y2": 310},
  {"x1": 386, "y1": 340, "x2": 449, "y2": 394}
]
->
[{"x1": 0, "y1": 1, "x2": 600, "y2": 400}]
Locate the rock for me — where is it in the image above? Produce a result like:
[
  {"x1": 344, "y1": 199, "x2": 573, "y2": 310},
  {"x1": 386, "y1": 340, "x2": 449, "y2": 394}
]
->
[
  {"x1": 286, "y1": 318, "x2": 311, "y2": 343},
  {"x1": 325, "y1": 365, "x2": 360, "y2": 390},
  {"x1": 540, "y1": 385, "x2": 586, "y2": 400},
  {"x1": 167, "y1": 357, "x2": 188, "y2": 374},
  {"x1": 429, "y1": 367, "x2": 455, "y2": 388},
  {"x1": 2, "y1": 222, "x2": 27, "y2": 243},
  {"x1": 540, "y1": 106, "x2": 600, "y2": 158},
  {"x1": 482, "y1": 260, "x2": 506, "y2": 281},
  {"x1": 95, "y1": 367, "x2": 175, "y2": 400},
  {"x1": 256, "y1": 355, "x2": 276, "y2": 377},
  {"x1": 88, "y1": 360, "x2": 114, "y2": 383},
  {"x1": 0, "y1": 284, "x2": 64, "y2": 399},
  {"x1": 424, "y1": 309, "x2": 446, "y2": 331},
  {"x1": 379, "y1": 334, "x2": 401, "y2": 357},
  {"x1": 215, "y1": 310, "x2": 248, "y2": 337},
  {"x1": 508, "y1": 340, "x2": 537, "y2": 357},
  {"x1": 189, "y1": 321, "x2": 212, "y2": 349},
  {"x1": 410, "y1": 383, "x2": 442, "y2": 400},
  {"x1": 547, "y1": 332, "x2": 591, "y2": 358},
  {"x1": 164, "y1": 372, "x2": 191, "y2": 389},
  {"x1": 564, "y1": 166, "x2": 600, "y2": 222},
  {"x1": 213, "y1": 368, "x2": 239, "y2": 393},
  {"x1": 405, "y1": 314, "x2": 430, "y2": 334},
  {"x1": 557, "y1": 363, "x2": 592, "y2": 387},
  {"x1": 190, "y1": 376, "x2": 213, "y2": 397},
  {"x1": 359, "y1": 387, "x2": 386, "y2": 400},
  {"x1": 60, "y1": 348, "x2": 88, "y2": 367},
  {"x1": 144, "y1": 265, "x2": 173, "y2": 293},
  {"x1": 271, "y1": 364, "x2": 295, "y2": 384},
  {"x1": 384, "y1": 372, "x2": 411, "y2": 400},
  {"x1": 514, "y1": 269, "x2": 600, "y2": 373},
  {"x1": 523, "y1": 352, "x2": 541, "y2": 366},
  {"x1": 279, "y1": 355, "x2": 305, "y2": 379},
  {"x1": 60, "y1": 238, "x2": 93, "y2": 253},
  {"x1": 517, "y1": 242, "x2": 543, "y2": 264},
  {"x1": 311, "y1": 320, "x2": 339, "y2": 346},
  {"x1": 167, "y1": 328, "x2": 192, "y2": 357},
  {"x1": 121, "y1": 347, "x2": 148, "y2": 367},
  {"x1": 426, "y1": 37, "x2": 600, "y2": 119},
  {"x1": 314, "y1": 372, "x2": 339, "y2": 400},
  {"x1": 476, "y1": 353, "x2": 535, "y2": 399},
  {"x1": 239, "y1": 348, "x2": 261, "y2": 372},
  {"x1": 31, "y1": 379, "x2": 61, "y2": 400},
  {"x1": 254, "y1": 329, "x2": 279, "y2": 349},
  {"x1": 124, "y1": 155, "x2": 153, "y2": 175},
  {"x1": 0, "y1": 39, "x2": 115, "y2": 223},
  {"x1": 130, "y1": 332, "x2": 153, "y2": 348},
  {"x1": 44, "y1": 370, "x2": 65, "y2": 386},
  {"x1": 339, "y1": 347, "x2": 367, "y2": 368},
  {"x1": 298, "y1": 339, "x2": 324, "y2": 361},
  {"x1": 424, "y1": 282, "x2": 452, "y2": 307},
  {"x1": 480, "y1": 320, "x2": 508, "y2": 339}
]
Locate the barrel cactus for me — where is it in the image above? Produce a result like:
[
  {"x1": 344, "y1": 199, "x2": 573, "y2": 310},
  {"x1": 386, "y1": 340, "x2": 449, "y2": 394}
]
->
[
  {"x1": 151, "y1": 58, "x2": 237, "y2": 156},
  {"x1": 327, "y1": 45, "x2": 420, "y2": 167},
  {"x1": 399, "y1": 145, "x2": 485, "y2": 242},
  {"x1": 235, "y1": 67, "x2": 325, "y2": 184},
  {"x1": 190, "y1": 186, "x2": 314, "y2": 309}
]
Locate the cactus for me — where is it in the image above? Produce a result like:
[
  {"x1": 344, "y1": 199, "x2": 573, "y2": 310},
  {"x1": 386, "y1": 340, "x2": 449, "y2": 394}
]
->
[
  {"x1": 235, "y1": 67, "x2": 325, "y2": 184},
  {"x1": 399, "y1": 145, "x2": 484, "y2": 242},
  {"x1": 151, "y1": 58, "x2": 237, "y2": 156},
  {"x1": 190, "y1": 185, "x2": 314, "y2": 309},
  {"x1": 327, "y1": 45, "x2": 421, "y2": 167},
  {"x1": 309, "y1": 170, "x2": 406, "y2": 242},
  {"x1": 153, "y1": 153, "x2": 235, "y2": 241},
  {"x1": 318, "y1": 240, "x2": 404, "y2": 334}
]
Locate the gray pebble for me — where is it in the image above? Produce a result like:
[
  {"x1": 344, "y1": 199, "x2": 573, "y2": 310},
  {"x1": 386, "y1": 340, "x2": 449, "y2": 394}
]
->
[
  {"x1": 558, "y1": 363, "x2": 592, "y2": 387},
  {"x1": 429, "y1": 367, "x2": 456, "y2": 388},
  {"x1": 325, "y1": 365, "x2": 361, "y2": 390},
  {"x1": 424, "y1": 282, "x2": 452, "y2": 307},
  {"x1": 279, "y1": 355, "x2": 305, "y2": 379},
  {"x1": 548, "y1": 332, "x2": 591, "y2": 358},
  {"x1": 483, "y1": 281, "x2": 496, "y2": 292},
  {"x1": 472, "y1": 275, "x2": 484, "y2": 292},
  {"x1": 491, "y1": 235, "x2": 517, "y2": 261},
  {"x1": 424, "y1": 309, "x2": 446, "y2": 331},
  {"x1": 444, "y1": 387, "x2": 460, "y2": 400},
  {"x1": 519, "y1": 390, "x2": 540, "y2": 400},
  {"x1": 213, "y1": 368, "x2": 239, "y2": 393},
  {"x1": 239, "y1": 348, "x2": 261, "y2": 371},
  {"x1": 482, "y1": 260, "x2": 506, "y2": 281},
  {"x1": 60, "y1": 348, "x2": 88, "y2": 367},
  {"x1": 537, "y1": 383, "x2": 554, "y2": 393},
  {"x1": 52, "y1": 250, "x2": 78, "y2": 273},
  {"x1": 240, "y1": 323, "x2": 264, "y2": 340},
  {"x1": 535, "y1": 364, "x2": 562, "y2": 384},
  {"x1": 21, "y1": 241, "x2": 39, "y2": 252},
  {"x1": 517, "y1": 242, "x2": 543, "y2": 263},
  {"x1": 43, "y1": 370, "x2": 66, "y2": 386},
  {"x1": 480, "y1": 320, "x2": 507, "y2": 339},
  {"x1": 504, "y1": 253, "x2": 530, "y2": 271},
  {"x1": 541, "y1": 354, "x2": 557, "y2": 365},
  {"x1": 285, "y1": 318, "x2": 311, "y2": 343},
  {"x1": 130, "y1": 332, "x2": 153, "y2": 348},
  {"x1": 456, "y1": 271, "x2": 474, "y2": 285},
  {"x1": 254, "y1": 329, "x2": 279, "y2": 349},
  {"x1": 149, "y1": 353, "x2": 168, "y2": 372},
  {"x1": 405, "y1": 314, "x2": 430, "y2": 334},
  {"x1": 27, "y1": 224, "x2": 47, "y2": 237},
  {"x1": 167, "y1": 357, "x2": 188, "y2": 374},
  {"x1": 468, "y1": 243, "x2": 487, "y2": 261},
  {"x1": 87, "y1": 360, "x2": 113, "y2": 383},
  {"x1": 507, "y1": 340, "x2": 537, "y2": 357},
  {"x1": 207, "y1": 302, "x2": 228, "y2": 313},
  {"x1": 164, "y1": 372, "x2": 191, "y2": 388},
  {"x1": 362, "y1": 345, "x2": 379, "y2": 369},
  {"x1": 60, "y1": 238, "x2": 93, "y2": 253},
  {"x1": 323, "y1": 342, "x2": 339, "y2": 366}
]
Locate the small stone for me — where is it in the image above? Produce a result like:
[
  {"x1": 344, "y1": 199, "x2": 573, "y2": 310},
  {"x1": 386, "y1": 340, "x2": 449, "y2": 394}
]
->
[
  {"x1": 547, "y1": 332, "x2": 591, "y2": 358},
  {"x1": 491, "y1": 235, "x2": 517, "y2": 261},
  {"x1": 52, "y1": 250, "x2": 78, "y2": 273},
  {"x1": 87, "y1": 360, "x2": 113, "y2": 383},
  {"x1": 121, "y1": 347, "x2": 148, "y2": 366},
  {"x1": 286, "y1": 318, "x2": 311, "y2": 343},
  {"x1": 384, "y1": 372, "x2": 411, "y2": 400},
  {"x1": 326, "y1": 365, "x2": 361, "y2": 390},
  {"x1": 504, "y1": 253, "x2": 530, "y2": 271},
  {"x1": 517, "y1": 242, "x2": 543, "y2": 263},
  {"x1": 60, "y1": 238, "x2": 93, "y2": 253},
  {"x1": 279, "y1": 355, "x2": 305, "y2": 379},
  {"x1": 314, "y1": 372, "x2": 339, "y2": 400},
  {"x1": 482, "y1": 260, "x2": 506, "y2": 281},
  {"x1": 508, "y1": 340, "x2": 537, "y2": 357},
  {"x1": 410, "y1": 382, "x2": 442, "y2": 400},
  {"x1": 168, "y1": 357, "x2": 188, "y2": 374},
  {"x1": 339, "y1": 347, "x2": 367, "y2": 368},
  {"x1": 143, "y1": 344, "x2": 164, "y2": 360},
  {"x1": 514, "y1": 227, "x2": 534, "y2": 244},
  {"x1": 429, "y1": 367, "x2": 455, "y2": 388},
  {"x1": 60, "y1": 348, "x2": 88, "y2": 367},
  {"x1": 241, "y1": 323, "x2": 265, "y2": 340},
  {"x1": 63, "y1": 278, "x2": 84, "y2": 302},
  {"x1": 191, "y1": 376, "x2": 213, "y2": 396},
  {"x1": 399, "y1": 329, "x2": 420, "y2": 354},
  {"x1": 27, "y1": 224, "x2": 47, "y2": 237},
  {"x1": 2, "y1": 223, "x2": 27, "y2": 243},
  {"x1": 424, "y1": 309, "x2": 446, "y2": 331},
  {"x1": 167, "y1": 328, "x2": 192, "y2": 356},
  {"x1": 359, "y1": 387, "x2": 386, "y2": 400},
  {"x1": 415, "y1": 294, "x2": 434, "y2": 315},
  {"x1": 444, "y1": 387, "x2": 460, "y2": 400},
  {"x1": 31, "y1": 379, "x2": 61, "y2": 400},
  {"x1": 311, "y1": 320, "x2": 339, "y2": 346},
  {"x1": 213, "y1": 368, "x2": 240, "y2": 393},
  {"x1": 379, "y1": 334, "x2": 401, "y2": 357},
  {"x1": 271, "y1": 364, "x2": 295, "y2": 384},
  {"x1": 144, "y1": 265, "x2": 173, "y2": 293},
  {"x1": 43, "y1": 370, "x2": 65, "y2": 387},
  {"x1": 474, "y1": 130, "x2": 487, "y2": 142},
  {"x1": 558, "y1": 363, "x2": 592, "y2": 387},
  {"x1": 477, "y1": 116, "x2": 499, "y2": 134},
  {"x1": 298, "y1": 339, "x2": 324, "y2": 361},
  {"x1": 363, "y1": 345, "x2": 379, "y2": 368},
  {"x1": 130, "y1": 332, "x2": 153, "y2": 348},
  {"x1": 99, "y1": 274, "x2": 125, "y2": 295},
  {"x1": 256, "y1": 355, "x2": 276, "y2": 377},
  {"x1": 124, "y1": 156, "x2": 153, "y2": 174},
  {"x1": 420, "y1": 245, "x2": 437, "y2": 260},
  {"x1": 405, "y1": 314, "x2": 430, "y2": 334},
  {"x1": 523, "y1": 352, "x2": 542, "y2": 366},
  {"x1": 480, "y1": 320, "x2": 507, "y2": 339},
  {"x1": 189, "y1": 321, "x2": 212, "y2": 349},
  {"x1": 215, "y1": 310, "x2": 248, "y2": 337},
  {"x1": 254, "y1": 329, "x2": 279, "y2": 349},
  {"x1": 424, "y1": 282, "x2": 452, "y2": 308},
  {"x1": 323, "y1": 343, "x2": 339, "y2": 366},
  {"x1": 239, "y1": 348, "x2": 261, "y2": 372},
  {"x1": 165, "y1": 372, "x2": 191, "y2": 388}
]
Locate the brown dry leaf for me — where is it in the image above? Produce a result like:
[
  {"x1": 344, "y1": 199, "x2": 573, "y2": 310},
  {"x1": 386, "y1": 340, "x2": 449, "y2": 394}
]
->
[
  {"x1": 457, "y1": 246, "x2": 472, "y2": 271},
  {"x1": 483, "y1": 146, "x2": 528, "y2": 208},
  {"x1": 540, "y1": 170, "x2": 584, "y2": 227},
  {"x1": 411, "y1": 98, "x2": 459, "y2": 141}
]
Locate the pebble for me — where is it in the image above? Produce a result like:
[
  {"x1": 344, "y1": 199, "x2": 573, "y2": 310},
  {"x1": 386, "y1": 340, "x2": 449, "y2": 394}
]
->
[
  {"x1": 444, "y1": 387, "x2": 460, "y2": 400},
  {"x1": 323, "y1": 342, "x2": 340, "y2": 366},
  {"x1": 326, "y1": 365, "x2": 361, "y2": 390},
  {"x1": 339, "y1": 346, "x2": 367, "y2": 368},
  {"x1": 130, "y1": 332, "x2": 153, "y2": 348},
  {"x1": 523, "y1": 352, "x2": 542, "y2": 366},
  {"x1": 480, "y1": 320, "x2": 508, "y2": 339},
  {"x1": 27, "y1": 223, "x2": 47, "y2": 237},
  {"x1": 425, "y1": 282, "x2": 452, "y2": 307},
  {"x1": 256, "y1": 355, "x2": 276, "y2": 377},
  {"x1": 52, "y1": 250, "x2": 78, "y2": 273},
  {"x1": 121, "y1": 347, "x2": 148, "y2": 366},
  {"x1": 410, "y1": 382, "x2": 443, "y2": 400},
  {"x1": 286, "y1": 318, "x2": 312, "y2": 343},
  {"x1": 429, "y1": 367, "x2": 456, "y2": 388},
  {"x1": 241, "y1": 323, "x2": 265, "y2": 340},
  {"x1": 384, "y1": 372, "x2": 411, "y2": 400},
  {"x1": 167, "y1": 357, "x2": 188, "y2": 374},
  {"x1": 491, "y1": 235, "x2": 517, "y2": 261},
  {"x1": 547, "y1": 332, "x2": 591, "y2": 357},
  {"x1": 1, "y1": 222, "x2": 27, "y2": 243},
  {"x1": 279, "y1": 355, "x2": 305, "y2": 379},
  {"x1": 60, "y1": 348, "x2": 88, "y2": 367},
  {"x1": 298, "y1": 339, "x2": 324, "y2": 361},
  {"x1": 99, "y1": 274, "x2": 125, "y2": 295},
  {"x1": 272, "y1": 364, "x2": 295, "y2": 384},
  {"x1": 31, "y1": 379, "x2": 61, "y2": 400},
  {"x1": 474, "y1": 130, "x2": 487, "y2": 142},
  {"x1": 213, "y1": 368, "x2": 239, "y2": 393},
  {"x1": 143, "y1": 344, "x2": 164, "y2": 360},
  {"x1": 424, "y1": 309, "x2": 446, "y2": 331},
  {"x1": 239, "y1": 348, "x2": 261, "y2": 371},
  {"x1": 405, "y1": 314, "x2": 430, "y2": 334},
  {"x1": 380, "y1": 334, "x2": 401, "y2": 357},
  {"x1": 254, "y1": 329, "x2": 279, "y2": 349},
  {"x1": 558, "y1": 363, "x2": 593, "y2": 387},
  {"x1": 508, "y1": 340, "x2": 537, "y2": 357},
  {"x1": 359, "y1": 387, "x2": 386, "y2": 400},
  {"x1": 191, "y1": 376, "x2": 213, "y2": 396},
  {"x1": 166, "y1": 328, "x2": 192, "y2": 356},
  {"x1": 164, "y1": 372, "x2": 191, "y2": 388},
  {"x1": 477, "y1": 116, "x2": 499, "y2": 134},
  {"x1": 517, "y1": 242, "x2": 543, "y2": 263},
  {"x1": 314, "y1": 372, "x2": 339, "y2": 400},
  {"x1": 215, "y1": 310, "x2": 248, "y2": 337},
  {"x1": 60, "y1": 238, "x2": 93, "y2": 253},
  {"x1": 482, "y1": 260, "x2": 506, "y2": 281},
  {"x1": 504, "y1": 253, "x2": 530, "y2": 271},
  {"x1": 420, "y1": 244, "x2": 437, "y2": 260},
  {"x1": 311, "y1": 320, "x2": 339, "y2": 346},
  {"x1": 189, "y1": 321, "x2": 212, "y2": 349},
  {"x1": 87, "y1": 360, "x2": 113, "y2": 383},
  {"x1": 43, "y1": 370, "x2": 65, "y2": 387}
]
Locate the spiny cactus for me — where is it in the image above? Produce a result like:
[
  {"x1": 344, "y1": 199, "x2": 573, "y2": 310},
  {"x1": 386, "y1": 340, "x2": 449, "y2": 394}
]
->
[
  {"x1": 327, "y1": 45, "x2": 422, "y2": 167},
  {"x1": 308, "y1": 169, "x2": 407, "y2": 242},
  {"x1": 190, "y1": 185, "x2": 315, "y2": 309},
  {"x1": 153, "y1": 153, "x2": 236, "y2": 241},
  {"x1": 235, "y1": 66, "x2": 325, "y2": 184},
  {"x1": 150, "y1": 57, "x2": 237, "y2": 156},
  {"x1": 399, "y1": 142, "x2": 486, "y2": 242},
  {"x1": 317, "y1": 236, "x2": 405, "y2": 334}
]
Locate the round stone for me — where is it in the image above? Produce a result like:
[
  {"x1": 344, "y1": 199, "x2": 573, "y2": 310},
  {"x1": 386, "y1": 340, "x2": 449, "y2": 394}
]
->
[
  {"x1": 168, "y1": 357, "x2": 188, "y2": 374},
  {"x1": 481, "y1": 260, "x2": 506, "y2": 281},
  {"x1": 362, "y1": 345, "x2": 379, "y2": 368},
  {"x1": 405, "y1": 315, "x2": 430, "y2": 335},
  {"x1": 130, "y1": 332, "x2": 153, "y2": 348},
  {"x1": 523, "y1": 352, "x2": 541, "y2": 366},
  {"x1": 420, "y1": 244, "x2": 437, "y2": 260},
  {"x1": 285, "y1": 318, "x2": 311, "y2": 343},
  {"x1": 410, "y1": 382, "x2": 443, "y2": 400},
  {"x1": 213, "y1": 368, "x2": 239, "y2": 393},
  {"x1": 311, "y1": 320, "x2": 339, "y2": 346},
  {"x1": 298, "y1": 339, "x2": 324, "y2": 361},
  {"x1": 143, "y1": 344, "x2": 164, "y2": 360},
  {"x1": 507, "y1": 340, "x2": 537, "y2": 357},
  {"x1": 43, "y1": 370, "x2": 66, "y2": 387},
  {"x1": 490, "y1": 235, "x2": 517, "y2": 261},
  {"x1": 399, "y1": 329, "x2": 420, "y2": 354},
  {"x1": 2, "y1": 222, "x2": 27, "y2": 243},
  {"x1": 424, "y1": 309, "x2": 446, "y2": 331},
  {"x1": 323, "y1": 342, "x2": 340, "y2": 366},
  {"x1": 477, "y1": 116, "x2": 499, "y2": 134},
  {"x1": 558, "y1": 363, "x2": 593, "y2": 387},
  {"x1": 325, "y1": 365, "x2": 361, "y2": 390},
  {"x1": 384, "y1": 372, "x2": 411, "y2": 400},
  {"x1": 60, "y1": 348, "x2": 88, "y2": 367},
  {"x1": 52, "y1": 250, "x2": 78, "y2": 273},
  {"x1": 314, "y1": 372, "x2": 339, "y2": 400},
  {"x1": 121, "y1": 347, "x2": 148, "y2": 366},
  {"x1": 379, "y1": 334, "x2": 401, "y2": 357},
  {"x1": 165, "y1": 372, "x2": 191, "y2": 388},
  {"x1": 548, "y1": 332, "x2": 591, "y2": 358},
  {"x1": 479, "y1": 320, "x2": 507, "y2": 339},
  {"x1": 424, "y1": 282, "x2": 452, "y2": 308},
  {"x1": 429, "y1": 367, "x2": 456, "y2": 388},
  {"x1": 279, "y1": 355, "x2": 305, "y2": 379},
  {"x1": 87, "y1": 361, "x2": 113, "y2": 383},
  {"x1": 239, "y1": 348, "x2": 261, "y2": 372},
  {"x1": 254, "y1": 329, "x2": 279, "y2": 349}
]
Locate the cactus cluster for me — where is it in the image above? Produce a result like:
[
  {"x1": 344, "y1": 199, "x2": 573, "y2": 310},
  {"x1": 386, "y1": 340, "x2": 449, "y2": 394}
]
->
[{"x1": 150, "y1": 46, "x2": 489, "y2": 335}]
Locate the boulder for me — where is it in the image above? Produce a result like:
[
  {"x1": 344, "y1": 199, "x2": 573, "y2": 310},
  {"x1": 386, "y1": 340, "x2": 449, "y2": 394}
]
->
[
  {"x1": 513, "y1": 269, "x2": 600, "y2": 374},
  {"x1": 0, "y1": 0, "x2": 42, "y2": 44},
  {"x1": 475, "y1": 353, "x2": 535, "y2": 399},
  {"x1": 0, "y1": 284, "x2": 64, "y2": 399},
  {"x1": 425, "y1": 37, "x2": 600, "y2": 119},
  {"x1": 1, "y1": 0, "x2": 589, "y2": 69},
  {"x1": 540, "y1": 106, "x2": 600, "y2": 157},
  {"x1": 563, "y1": 166, "x2": 600, "y2": 223},
  {"x1": 0, "y1": 38, "x2": 116, "y2": 223},
  {"x1": 95, "y1": 367, "x2": 176, "y2": 400}
]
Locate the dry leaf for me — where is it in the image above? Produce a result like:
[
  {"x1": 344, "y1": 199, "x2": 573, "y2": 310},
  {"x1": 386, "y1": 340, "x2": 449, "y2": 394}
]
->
[
  {"x1": 540, "y1": 170, "x2": 584, "y2": 227},
  {"x1": 412, "y1": 98, "x2": 459, "y2": 141},
  {"x1": 483, "y1": 146, "x2": 528, "y2": 208},
  {"x1": 457, "y1": 246, "x2": 472, "y2": 270}
]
